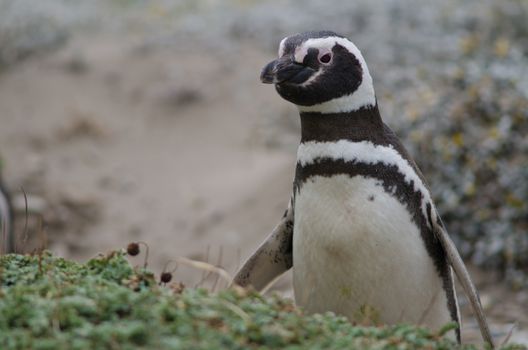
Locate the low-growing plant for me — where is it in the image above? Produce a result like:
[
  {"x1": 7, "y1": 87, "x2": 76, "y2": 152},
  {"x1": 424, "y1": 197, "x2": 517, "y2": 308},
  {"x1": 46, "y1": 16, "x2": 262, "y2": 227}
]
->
[{"x1": 0, "y1": 250, "x2": 525, "y2": 350}]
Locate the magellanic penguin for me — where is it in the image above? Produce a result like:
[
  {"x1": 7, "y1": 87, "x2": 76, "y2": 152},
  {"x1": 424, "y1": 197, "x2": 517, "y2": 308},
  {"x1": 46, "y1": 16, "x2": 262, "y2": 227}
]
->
[{"x1": 233, "y1": 31, "x2": 494, "y2": 347}]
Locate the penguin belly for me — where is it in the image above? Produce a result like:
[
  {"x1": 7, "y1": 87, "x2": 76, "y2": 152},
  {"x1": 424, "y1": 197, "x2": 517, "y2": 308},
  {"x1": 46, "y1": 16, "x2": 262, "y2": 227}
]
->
[{"x1": 292, "y1": 174, "x2": 452, "y2": 332}]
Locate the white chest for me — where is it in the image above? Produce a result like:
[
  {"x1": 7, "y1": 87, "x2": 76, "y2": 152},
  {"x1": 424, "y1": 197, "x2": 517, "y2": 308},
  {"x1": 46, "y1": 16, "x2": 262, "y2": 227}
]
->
[{"x1": 292, "y1": 175, "x2": 452, "y2": 331}]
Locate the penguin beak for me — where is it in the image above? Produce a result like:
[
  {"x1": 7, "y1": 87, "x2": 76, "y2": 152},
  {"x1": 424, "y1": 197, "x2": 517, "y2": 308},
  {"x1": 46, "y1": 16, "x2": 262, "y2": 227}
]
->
[{"x1": 260, "y1": 56, "x2": 315, "y2": 85}]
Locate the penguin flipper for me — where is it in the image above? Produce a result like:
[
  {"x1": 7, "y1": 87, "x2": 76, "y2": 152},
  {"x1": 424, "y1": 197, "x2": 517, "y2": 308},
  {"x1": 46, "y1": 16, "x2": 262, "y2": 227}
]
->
[
  {"x1": 232, "y1": 203, "x2": 294, "y2": 291},
  {"x1": 433, "y1": 221, "x2": 495, "y2": 349}
]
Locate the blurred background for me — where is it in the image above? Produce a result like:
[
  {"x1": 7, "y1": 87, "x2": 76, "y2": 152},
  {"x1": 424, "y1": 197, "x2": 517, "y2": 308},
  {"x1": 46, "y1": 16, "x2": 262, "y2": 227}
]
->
[{"x1": 0, "y1": 0, "x2": 527, "y2": 344}]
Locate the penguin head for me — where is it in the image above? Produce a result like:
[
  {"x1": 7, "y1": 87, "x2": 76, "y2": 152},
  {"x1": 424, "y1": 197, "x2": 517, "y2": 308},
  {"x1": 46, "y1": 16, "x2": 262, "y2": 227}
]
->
[{"x1": 261, "y1": 31, "x2": 375, "y2": 113}]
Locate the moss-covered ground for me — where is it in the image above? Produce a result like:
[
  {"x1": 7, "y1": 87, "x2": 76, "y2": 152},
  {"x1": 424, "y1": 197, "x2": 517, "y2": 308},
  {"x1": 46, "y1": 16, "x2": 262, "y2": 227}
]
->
[{"x1": 0, "y1": 251, "x2": 525, "y2": 350}]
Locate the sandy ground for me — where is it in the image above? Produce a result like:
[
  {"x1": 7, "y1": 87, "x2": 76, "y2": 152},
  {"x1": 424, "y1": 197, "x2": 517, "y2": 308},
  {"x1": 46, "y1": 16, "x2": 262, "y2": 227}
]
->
[
  {"x1": 1, "y1": 27, "x2": 526, "y2": 345},
  {"x1": 0, "y1": 30, "x2": 298, "y2": 275}
]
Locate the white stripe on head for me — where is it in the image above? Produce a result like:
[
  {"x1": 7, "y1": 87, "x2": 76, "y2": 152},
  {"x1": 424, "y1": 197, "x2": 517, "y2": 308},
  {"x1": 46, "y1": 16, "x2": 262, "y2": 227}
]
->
[
  {"x1": 294, "y1": 36, "x2": 375, "y2": 114},
  {"x1": 278, "y1": 37, "x2": 288, "y2": 58},
  {"x1": 297, "y1": 140, "x2": 433, "y2": 223}
]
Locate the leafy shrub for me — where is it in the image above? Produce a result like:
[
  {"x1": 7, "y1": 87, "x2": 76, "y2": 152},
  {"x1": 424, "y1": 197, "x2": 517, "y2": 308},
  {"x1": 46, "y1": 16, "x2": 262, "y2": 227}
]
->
[{"x1": 1, "y1": 251, "x2": 524, "y2": 349}]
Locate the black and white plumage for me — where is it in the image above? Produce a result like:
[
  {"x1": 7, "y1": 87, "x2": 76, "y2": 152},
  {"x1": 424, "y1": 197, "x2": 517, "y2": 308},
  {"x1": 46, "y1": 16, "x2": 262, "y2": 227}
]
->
[{"x1": 234, "y1": 31, "x2": 493, "y2": 346}]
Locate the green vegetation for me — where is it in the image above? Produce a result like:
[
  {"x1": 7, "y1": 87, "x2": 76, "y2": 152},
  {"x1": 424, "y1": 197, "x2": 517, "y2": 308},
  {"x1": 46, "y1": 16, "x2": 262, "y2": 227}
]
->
[{"x1": 0, "y1": 251, "x2": 524, "y2": 349}]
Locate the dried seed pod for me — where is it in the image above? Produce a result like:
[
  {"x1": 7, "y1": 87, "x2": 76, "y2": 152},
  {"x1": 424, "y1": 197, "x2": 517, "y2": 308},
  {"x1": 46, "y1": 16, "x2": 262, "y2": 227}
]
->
[
  {"x1": 127, "y1": 241, "x2": 150, "y2": 268},
  {"x1": 159, "y1": 260, "x2": 178, "y2": 285},
  {"x1": 160, "y1": 272, "x2": 172, "y2": 284},
  {"x1": 127, "y1": 242, "x2": 140, "y2": 256}
]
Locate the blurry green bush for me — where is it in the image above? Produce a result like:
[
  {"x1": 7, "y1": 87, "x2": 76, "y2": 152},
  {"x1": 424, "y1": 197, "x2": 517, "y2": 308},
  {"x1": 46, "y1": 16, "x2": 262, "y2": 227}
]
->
[{"x1": 2, "y1": 251, "x2": 524, "y2": 350}]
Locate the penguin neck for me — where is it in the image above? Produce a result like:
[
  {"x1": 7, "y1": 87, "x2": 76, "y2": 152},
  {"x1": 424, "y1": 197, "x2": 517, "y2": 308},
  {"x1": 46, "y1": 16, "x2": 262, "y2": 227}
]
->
[{"x1": 300, "y1": 104, "x2": 384, "y2": 143}]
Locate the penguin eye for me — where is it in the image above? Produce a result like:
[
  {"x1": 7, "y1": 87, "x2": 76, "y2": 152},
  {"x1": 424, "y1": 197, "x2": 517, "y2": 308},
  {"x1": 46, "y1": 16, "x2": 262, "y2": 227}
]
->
[{"x1": 318, "y1": 52, "x2": 332, "y2": 64}]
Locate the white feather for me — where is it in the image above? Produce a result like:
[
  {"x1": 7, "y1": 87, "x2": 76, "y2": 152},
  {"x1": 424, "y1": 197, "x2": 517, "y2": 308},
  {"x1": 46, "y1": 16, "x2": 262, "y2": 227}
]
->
[
  {"x1": 278, "y1": 36, "x2": 288, "y2": 58},
  {"x1": 297, "y1": 140, "x2": 432, "y2": 221},
  {"x1": 293, "y1": 175, "x2": 454, "y2": 337}
]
